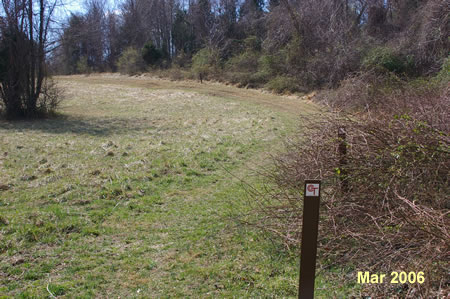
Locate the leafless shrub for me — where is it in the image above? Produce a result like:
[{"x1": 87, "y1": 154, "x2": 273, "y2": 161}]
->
[
  {"x1": 315, "y1": 71, "x2": 382, "y2": 110},
  {"x1": 245, "y1": 85, "x2": 449, "y2": 296},
  {"x1": 36, "y1": 78, "x2": 64, "y2": 116},
  {"x1": 317, "y1": 68, "x2": 449, "y2": 116}
]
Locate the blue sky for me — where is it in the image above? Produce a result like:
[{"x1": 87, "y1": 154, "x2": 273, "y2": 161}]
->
[{"x1": 54, "y1": 0, "x2": 115, "y2": 21}]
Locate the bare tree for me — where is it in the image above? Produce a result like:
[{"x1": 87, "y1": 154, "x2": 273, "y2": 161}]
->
[
  {"x1": 0, "y1": 0, "x2": 59, "y2": 118},
  {"x1": 83, "y1": 0, "x2": 107, "y2": 71},
  {"x1": 105, "y1": 9, "x2": 121, "y2": 71}
]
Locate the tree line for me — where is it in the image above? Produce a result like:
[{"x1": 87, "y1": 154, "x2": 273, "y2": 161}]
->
[
  {"x1": 53, "y1": 0, "x2": 448, "y2": 89},
  {"x1": 53, "y1": 0, "x2": 264, "y2": 73}
]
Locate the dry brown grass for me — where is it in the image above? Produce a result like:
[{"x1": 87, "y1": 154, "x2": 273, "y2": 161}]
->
[{"x1": 57, "y1": 73, "x2": 321, "y2": 116}]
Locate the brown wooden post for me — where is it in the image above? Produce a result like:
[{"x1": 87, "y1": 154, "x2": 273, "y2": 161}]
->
[
  {"x1": 298, "y1": 180, "x2": 321, "y2": 299},
  {"x1": 338, "y1": 127, "x2": 348, "y2": 193}
]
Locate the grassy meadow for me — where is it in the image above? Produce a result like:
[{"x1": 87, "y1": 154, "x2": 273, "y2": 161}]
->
[{"x1": 0, "y1": 75, "x2": 352, "y2": 297}]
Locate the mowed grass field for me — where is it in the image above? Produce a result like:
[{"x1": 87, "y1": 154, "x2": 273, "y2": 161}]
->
[{"x1": 0, "y1": 74, "x2": 350, "y2": 297}]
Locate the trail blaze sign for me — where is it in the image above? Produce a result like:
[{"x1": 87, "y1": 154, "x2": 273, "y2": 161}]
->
[{"x1": 305, "y1": 184, "x2": 320, "y2": 197}]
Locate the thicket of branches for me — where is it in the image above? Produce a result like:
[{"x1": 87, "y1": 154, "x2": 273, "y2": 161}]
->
[
  {"x1": 244, "y1": 64, "x2": 449, "y2": 296},
  {"x1": 53, "y1": 0, "x2": 449, "y2": 91}
]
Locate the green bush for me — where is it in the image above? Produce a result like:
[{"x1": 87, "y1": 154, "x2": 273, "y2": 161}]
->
[
  {"x1": 265, "y1": 76, "x2": 301, "y2": 93},
  {"x1": 191, "y1": 47, "x2": 220, "y2": 81},
  {"x1": 223, "y1": 37, "x2": 265, "y2": 87},
  {"x1": 226, "y1": 51, "x2": 259, "y2": 73},
  {"x1": 117, "y1": 47, "x2": 144, "y2": 75},
  {"x1": 225, "y1": 71, "x2": 268, "y2": 88},
  {"x1": 76, "y1": 56, "x2": 91, "y2": 74},
  {"x1": 362, "y1": 47, "x2": 415, "y2": 75},
  {"x1": 243, "y1": 36, "x2": 261, "y2": 52},
  {"x1": 142, "y1": 41, "x2": 166, "y2": 66},
  {"x1": 258, "y1": 54, "x2": 286, "y2": 76}
]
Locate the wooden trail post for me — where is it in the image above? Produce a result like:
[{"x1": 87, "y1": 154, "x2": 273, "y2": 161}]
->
[
  {"x1": 298, "y1": 180, "x2": 321, "y2": 299},
  {"x1": 338, "y1": 127, "x2": 348, "y2": 193}
]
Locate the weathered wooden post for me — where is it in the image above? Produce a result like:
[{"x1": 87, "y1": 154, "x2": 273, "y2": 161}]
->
[
  {"x1": 298, "y1": 180, "x2": 321, "y2": 299},
  {"x1": 338, "y1": 127, "x2": 348, "y2": 193}
]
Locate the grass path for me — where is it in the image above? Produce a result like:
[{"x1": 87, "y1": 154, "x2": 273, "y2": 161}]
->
[
  {"x1": 0, "y1": 75, "x2": 348, "y2": 297},
  {"x1": 59, "y1": 74, "x2": 319, "y2": 116}
]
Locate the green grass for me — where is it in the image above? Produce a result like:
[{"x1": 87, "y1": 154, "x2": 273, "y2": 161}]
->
[{"x1": 0, "y1": 75, "x2": 350, "y2": 297}]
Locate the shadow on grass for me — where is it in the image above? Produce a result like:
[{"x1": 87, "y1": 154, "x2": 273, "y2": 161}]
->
[{"x1": 0, "y1": 114, "x2": 151, "y2": 136}]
